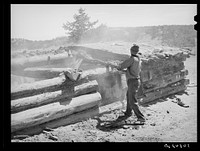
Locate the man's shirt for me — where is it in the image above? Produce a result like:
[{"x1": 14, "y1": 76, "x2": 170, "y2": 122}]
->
[{"x1": 118, "y1": 55, "x2": 141, "y2": 80}]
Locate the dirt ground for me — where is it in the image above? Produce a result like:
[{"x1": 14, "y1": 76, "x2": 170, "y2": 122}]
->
[{"x1": 11, "y1": 54, "x2": 197, "y2": 143}]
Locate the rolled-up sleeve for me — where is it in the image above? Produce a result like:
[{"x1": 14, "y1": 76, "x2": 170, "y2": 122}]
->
[{"x1": 118, "y1": 58, "x2": 134, "y2": 70}]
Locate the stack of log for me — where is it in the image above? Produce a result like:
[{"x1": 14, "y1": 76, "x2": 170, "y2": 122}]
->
[
  {"x1": 11, "y1": 71, "x2": 102, "y2": 135},
  {"x1": 138, "y1": 51, "x2": 190, "y2": 104},
  {"x1": 11, "y1": 66, "x2": 127, "y2": 136}
]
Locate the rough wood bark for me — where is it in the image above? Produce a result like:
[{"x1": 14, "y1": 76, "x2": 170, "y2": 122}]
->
[
  {"x1": 11, "y1": 92, "x2": 101, "y2": 133},
  {"x1": 11, "y1": 80, "x2": 99, "y2": 113}
]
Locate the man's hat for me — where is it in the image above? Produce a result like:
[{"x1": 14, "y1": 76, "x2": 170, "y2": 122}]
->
[{"x1": 130, "y1": 44, "x2": 139, "y2": 54}]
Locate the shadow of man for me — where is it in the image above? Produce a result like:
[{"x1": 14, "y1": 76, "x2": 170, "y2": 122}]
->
[{"x1": 93, "y1": 116, "x2": 140, "y2": 132}]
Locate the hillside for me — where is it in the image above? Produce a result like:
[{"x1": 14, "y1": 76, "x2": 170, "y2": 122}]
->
[
  {"x1": 11, "y1": 25, "x2": 196, "y2": 51},
  {"x1": 82, "y1": 25, "x2": 196, "y2": 48},
  {"x1": 11, "y1": 37, "x2": 69, "y2": 51}
]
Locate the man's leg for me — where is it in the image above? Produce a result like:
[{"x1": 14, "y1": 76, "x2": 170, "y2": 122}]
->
[
  {"x1": 118, "y1": 90, "x2": 132, "y2": 120},
  {"x1": 128, "y1": 79, "x2": 145, "y2": 121},
  {"x1": 125, "y1": 91, "x2": 132, "y2": 116}
]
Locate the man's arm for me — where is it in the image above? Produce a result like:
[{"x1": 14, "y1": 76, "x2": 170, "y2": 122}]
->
[{"x1": 117, "y1": 58, "x2": 134, "y2": 70}]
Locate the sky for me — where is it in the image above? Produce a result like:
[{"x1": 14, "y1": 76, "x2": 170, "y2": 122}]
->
[{"x1": 11, "y1": 4, "x2": 197, "y2": 41}]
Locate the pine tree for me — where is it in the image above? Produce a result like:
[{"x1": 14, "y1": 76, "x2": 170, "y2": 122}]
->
[{"x1": 63, "y1": 8, "x2": 98, "y2": 43}]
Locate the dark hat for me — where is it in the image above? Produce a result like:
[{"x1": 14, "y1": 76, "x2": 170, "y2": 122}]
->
[{"x1": 130, "y1": 44, "x2": 139, "y2": 54}]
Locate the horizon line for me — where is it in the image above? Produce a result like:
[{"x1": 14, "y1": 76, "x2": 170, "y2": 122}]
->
[{"x1": 11, "y1": 24, "x2": 196, "y2": 41}]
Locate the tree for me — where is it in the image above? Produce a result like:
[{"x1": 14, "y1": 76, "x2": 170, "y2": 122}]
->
[{"x1": 63, "y1": 8, "x2": 98, "y2": 43}]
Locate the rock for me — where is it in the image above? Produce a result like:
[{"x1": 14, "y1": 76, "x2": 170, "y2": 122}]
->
[
  {"x1": 48, "y1": 135, "x2": 58, "y2": 141},
  {"x1": 13, "y1": 135, "x2": 29, "y2": 139},
  {"x1": 43, "y1": 127, "x2": 54, "y2": 132},
  {"x1": 150, "y1": 123, "x2": 156, "y2": 126},
  {"x1": 176, "y1": 98, "x2": 189, "y2": 108}
]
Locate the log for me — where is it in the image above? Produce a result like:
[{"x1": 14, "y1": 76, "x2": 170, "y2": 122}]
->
[
  {"x1": 11, "y1": 74, "x2": 42, "y2": 88},
  {"x1": 11, "y1": 92, "x2": 102, "y2": 133},
  {"x1": 11, "y1": 74, "x2": 67, "y2": 100},
  {"x1": 24, "y1": 67, "x2": 71, "y2": 79},
  {"x1": 81, "y1": 57, "x2": 120, "y2": 69},
  {"x1": 11, "y1": 53, "x2": 71, "y2": 71},
  {"x1": 138, "y1": 79, "x2": 189, "y2": 104},
  {"x1": 80, "y1": 68, "x2": 107, "y2": 80},
  {"x1": 12, "y1": 106, "x2": 100, "y2": 136},
  {"x1": 12, "y1": 99, "x2": 126, "y2": 136},
  {"x1": 22, "y1": 67, "x2": 81, "y2": 80},
  {"x1": 141, "y1": 70, "x2": 188, "y2": 93},
  {"x1": 67, "y1": 45, "x2": 130, "y2": 62},
  {"x1": 11, "y1": 80, "x2": 99, "y2": 113}
]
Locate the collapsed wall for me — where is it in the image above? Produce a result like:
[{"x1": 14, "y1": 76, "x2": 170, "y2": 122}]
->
[{"x1": 10, "y1": 44, "x2": 190, "y2": 136}]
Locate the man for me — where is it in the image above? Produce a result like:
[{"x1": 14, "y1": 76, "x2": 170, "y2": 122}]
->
[{"x1": 116, "y1": 44, "x2": 145, "y2": 125}]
